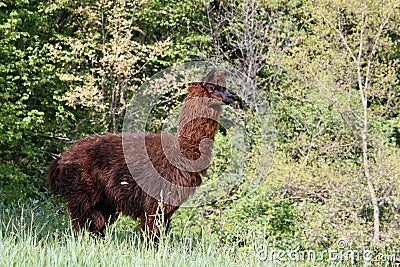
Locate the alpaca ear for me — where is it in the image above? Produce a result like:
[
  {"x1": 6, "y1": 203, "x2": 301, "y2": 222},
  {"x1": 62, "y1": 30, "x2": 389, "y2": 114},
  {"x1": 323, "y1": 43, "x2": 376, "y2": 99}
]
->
[
  {"x1": 202, "y1": 69, "x2": 217, "y2": 83},
  {"x1": 202, "y1": 70, "x2": 226, "y2": 87}
]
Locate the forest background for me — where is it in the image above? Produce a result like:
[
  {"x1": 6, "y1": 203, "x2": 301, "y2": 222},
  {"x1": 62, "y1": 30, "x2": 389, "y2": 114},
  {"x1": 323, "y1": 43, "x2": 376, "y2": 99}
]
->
[{"x1": 0, "y1": 0, "x2": 399, "y2": 256}]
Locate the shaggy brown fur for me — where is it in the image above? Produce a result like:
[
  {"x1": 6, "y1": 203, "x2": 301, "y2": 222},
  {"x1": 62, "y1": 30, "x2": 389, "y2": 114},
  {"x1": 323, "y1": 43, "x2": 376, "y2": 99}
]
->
[{"x1": 47, "y1": 76, "x2": 236, "y2": 237}]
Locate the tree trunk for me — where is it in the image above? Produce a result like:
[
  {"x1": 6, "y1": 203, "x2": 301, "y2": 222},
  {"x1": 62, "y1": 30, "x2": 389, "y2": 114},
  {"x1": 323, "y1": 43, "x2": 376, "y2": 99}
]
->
[{"x1": 360, "y1": 92, "x2": 380, "y2": 243}]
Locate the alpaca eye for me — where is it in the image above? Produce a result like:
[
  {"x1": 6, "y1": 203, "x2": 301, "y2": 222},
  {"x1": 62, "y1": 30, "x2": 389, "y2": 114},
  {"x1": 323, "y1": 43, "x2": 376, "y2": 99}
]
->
[{"x1": 208, "y1": 85, "x2": 217, "y2": 93}]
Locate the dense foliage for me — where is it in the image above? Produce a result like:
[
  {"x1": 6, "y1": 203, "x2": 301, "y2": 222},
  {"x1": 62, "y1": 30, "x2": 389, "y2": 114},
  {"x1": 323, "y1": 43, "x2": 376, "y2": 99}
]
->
[{"x1": 1, "y1": 0, "x2": 399, "y2": 255}]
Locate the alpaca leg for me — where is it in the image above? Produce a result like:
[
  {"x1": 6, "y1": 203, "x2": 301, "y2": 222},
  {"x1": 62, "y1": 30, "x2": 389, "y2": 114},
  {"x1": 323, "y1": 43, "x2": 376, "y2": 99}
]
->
[
  {"x1": 67, "y1": 196, "x2": 106, "y2": 234},
  {"x1": 96, "y1": 201, "x2": 119, "y2": 226},
  {"x1": 139, "y1": 212, "x2": 174, "y2": 240},
  {"x1": 96, "y1": 209, "x2": 119, "y2": 236},
  {"x1": 67, "y1": 198, "x2": 90, "y2": 232},
  {"x1": 88, "y1": 210, "x2": 106, "y2": 234},
  {"x1": 139, "y1": 213, "x2": 161, "y2": 240},
  {"x1": 163, "y1": 207, "x2": 178, "y2": 233}
]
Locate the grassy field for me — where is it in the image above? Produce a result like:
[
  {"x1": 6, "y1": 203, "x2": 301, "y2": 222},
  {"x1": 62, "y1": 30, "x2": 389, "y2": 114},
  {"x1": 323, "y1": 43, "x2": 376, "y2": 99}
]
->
[
  {"x1": 0, "y1": 202, "x2": 262, "y2": 267},
  {"x1": 0, "y1": 200, "x2": 391, "y2": 267}
]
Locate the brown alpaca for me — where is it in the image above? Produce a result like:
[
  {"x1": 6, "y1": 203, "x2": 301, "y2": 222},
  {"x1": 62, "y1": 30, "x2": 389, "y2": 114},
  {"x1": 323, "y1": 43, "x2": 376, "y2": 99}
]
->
[{"x1": 47, "y1": 72, "x2": 237, "y2": 237}]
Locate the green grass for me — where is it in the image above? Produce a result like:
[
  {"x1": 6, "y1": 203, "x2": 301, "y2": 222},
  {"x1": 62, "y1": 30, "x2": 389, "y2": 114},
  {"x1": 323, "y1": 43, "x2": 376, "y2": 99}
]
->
[
  {"x1": 0, "y1": 201, "x2": 265, "y2": 267},
  {"x1": 0, "y1": 230, "x2": 258, "y2": 267},
  {"x1": 0, "y1": 200, "x2": 386, "y2": 267}
]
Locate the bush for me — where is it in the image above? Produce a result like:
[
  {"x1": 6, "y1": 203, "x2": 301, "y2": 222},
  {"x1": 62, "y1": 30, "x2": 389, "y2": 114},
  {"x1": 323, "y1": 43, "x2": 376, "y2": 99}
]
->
[{"x1": 0, "y1": 165, "x2": 46, "y2": 205}]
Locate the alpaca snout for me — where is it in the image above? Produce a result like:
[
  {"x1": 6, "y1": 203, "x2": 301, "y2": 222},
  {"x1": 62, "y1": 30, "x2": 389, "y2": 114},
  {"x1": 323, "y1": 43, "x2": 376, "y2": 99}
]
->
[
  {"x1": 222, "y1": 95, "x2": 234, "y2": 105},
  {"x1": 222, "y1": 89, "x2": 239, "y2": 105}
]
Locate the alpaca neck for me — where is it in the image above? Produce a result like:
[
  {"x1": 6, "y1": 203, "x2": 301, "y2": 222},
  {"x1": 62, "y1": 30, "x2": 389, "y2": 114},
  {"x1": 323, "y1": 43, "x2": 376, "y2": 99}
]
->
[
  {"x1": 178, "y1": 118, "x2": 219, "y2": 143},
  {"x1": 176, "y1": 98, "x2": 221, "y2": 160}
]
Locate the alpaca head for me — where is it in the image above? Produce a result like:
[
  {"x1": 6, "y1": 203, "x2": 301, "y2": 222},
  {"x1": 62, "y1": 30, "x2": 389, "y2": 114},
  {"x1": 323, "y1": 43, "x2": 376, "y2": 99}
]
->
[
  {"x1": 184, "y1": 70, "x2": 235, "y2": 108},
  {"x1": 186, "y1": 82, "x2": 236, "y2": 110}
]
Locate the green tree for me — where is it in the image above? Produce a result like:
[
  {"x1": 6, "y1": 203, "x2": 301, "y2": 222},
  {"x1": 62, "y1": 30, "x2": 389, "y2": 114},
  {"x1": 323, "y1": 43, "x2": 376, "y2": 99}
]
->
[
  {"x1": 0, "y1": 0, "x2": 72, "y2": 202},
  {"x1": 270, "y1": 0, "x2": 400, "y2": 245},
  {"x1": 310, "y1": 0, "x2": 399, "y2": 243},
  {"x1": 52, "y1": 0, "x2": 209, "y2": 134}
]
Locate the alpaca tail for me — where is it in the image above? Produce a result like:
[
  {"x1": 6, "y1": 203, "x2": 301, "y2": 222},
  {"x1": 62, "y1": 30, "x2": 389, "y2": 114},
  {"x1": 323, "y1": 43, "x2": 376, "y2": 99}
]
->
[{"x1": 47, "y1": 157, "x2": 62, "y2": 196}]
